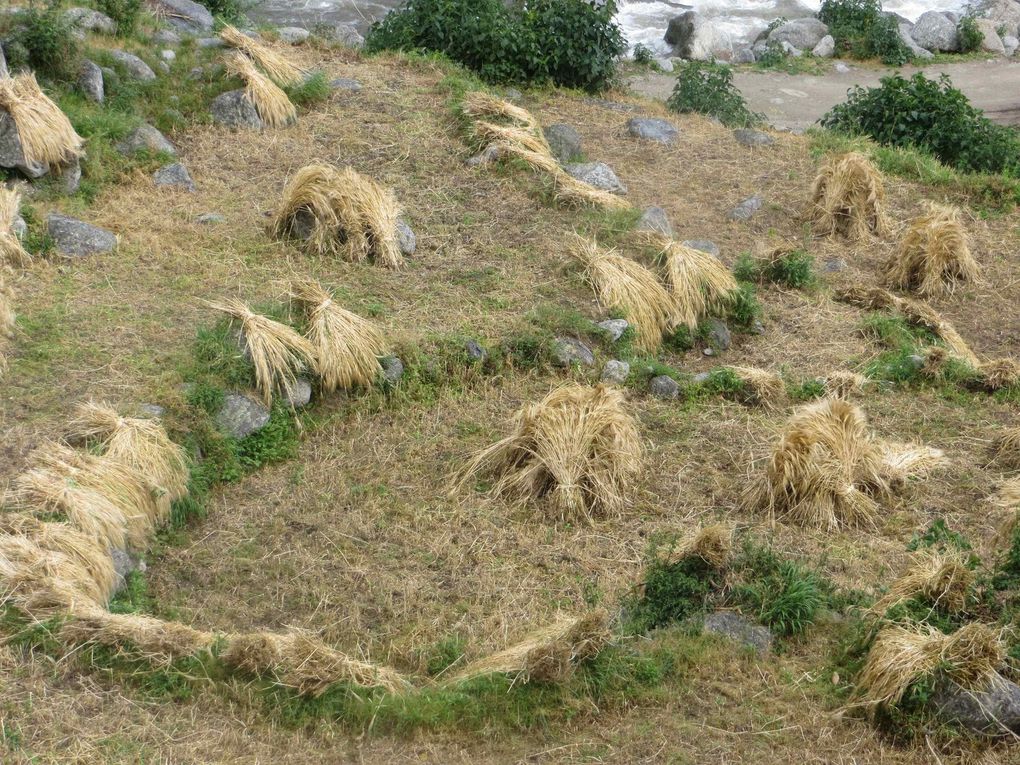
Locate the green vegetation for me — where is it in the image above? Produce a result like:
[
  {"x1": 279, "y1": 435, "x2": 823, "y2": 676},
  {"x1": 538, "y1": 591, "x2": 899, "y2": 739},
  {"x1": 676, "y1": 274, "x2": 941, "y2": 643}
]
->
[
  {"x1": 5, "y1": 1, "x2": 82, "y2": 82},
  {"x1": 365, "y1": 0, "x2": 625, "y2": 92},
  {"x1": 956, "y1": 15, "x2": 984, "y2": 54},
  {"x1": 734, "y1": 249, "x2": 815, "y2": 289},
  {"x1": 196, "y1": 0, "x2": 251, "y2": 25},
  {"x1": 817, "y1": 0, "x2": 912, "y2": 65},
  {"x1": 284, "y1": 71, "x2": 331, "y2": 106},
  {"x1": 95, "y1": 0, "x2": 145, "y2": 35},
  {"x1": 667, "y1": 61, "x2": 764, "y2": 128}
]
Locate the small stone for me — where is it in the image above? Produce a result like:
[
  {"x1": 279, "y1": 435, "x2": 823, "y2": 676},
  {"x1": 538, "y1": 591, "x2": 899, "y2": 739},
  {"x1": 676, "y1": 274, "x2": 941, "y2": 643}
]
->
[
  {"x1": 728, "y1": 195, "x2": 764, "y2": 221},
  {"x1": 77, "y1": 59, "x2": 104, "y2": 103},
  {"x1": 189, "y1": 66, "x2": 204, "y2": 79},
  {"x1": 649, "y1": 375, "x2": 680, "y2": 399},
  {"x1": 466, "y1": 145, "x2": 502, "y2": 167},
  {"x1": 285, "y1": 378, "x2": 312, "y2": 408},
  {"x1": 156, "y1": 61, "x2": 170, "y2": 75},
  {"x1": 195, "y1": 37, "x2": 226, "y2": 48},
  {"x1": 196, "y1": 212, "x2": 225, "y2": 224},
  {"x1": 0, "y1": 112, "x2": 48, "y2": 178},
  {"x1": 907, "y1": 354, "x2": 926, "y2": 370},
  {"x1": 553, "y1": 337, "x2": 595, "y2": 367},
  {"x1": 693, "y1": 372, "x2": 712, "y2": 384},
  {"x1": 153, "y1": 162, "x2": 195, "y2": 191},
  {"x1": 380, "y1": 355, "x2": 404, "y2": 385},
  {"x1": 12, "y1": 216, "x2": 27, "y2": 240},
  {"x1": 812, "y1": 34, "x2": 836, "y2": 57},
  {"x1": 824, "y1": 257, "x2": 847, "y2": 273},
  {"x1": 597, "y1": 318, "x2": 629, "y2": 341},
  {"x1": 768, "y1": 17, "x2": 830, "y2": 51},
  {"x1": 683, "y1": 239, "x2": 720, "y2": 257},
  {"x1": 706, "y1": 318, "x2": 731, "y2": 351},
  {"x1": 780, "y1": 41, "x2": 803, "y2": 57},
  {"x1": 637, "y1": 206, "x2": 673, "y2": 238},
  {"x1": 563, "y1": 162, "x2": 627, "y2": 195},
  {"x1": 703, "y1": 611, "x2": 773, "y2": 653},
  {"x1": 396, "y1": 220, "x2": 416, "y2": 256},
  {"x1": 601, "y1": 360, "x2": 630, "y2": 384},
  {"x1": 47, "y1": 213, "x2": 117, "y2": 257},
  {"x1": 216, "y1": 393, "x2": 271, "y2": 439},
  {"x1": 161, "y1": 49, "x2": 176, "y2": 62},
  {"x1": 110, "y1": 549, "x2": 144, "y2": 586},
  {"x1": 732, "y1": 46, "x2": 756, "y2": 63},
  {"x1": 465, "y1": 340, "x2": 487, "y2": 361},
  {"x1": 626, "y1": 117, "x2": 678, "y2": 145},
  {"x1": 543, "y1": 123, "x2": 583, "y2": 164},
  {"x1": 65, "y1": 7, "x2": 117, "y2": 35},
  {"x1": 834, "y1": 61, "x2": 852, "y2": 73},
  {"x1": 138, "y1": 403, "x2": 166, "y2": 418},
  {"x1": 1004, "y1": 35, "x2": 1019, "y2": 57},
  {"x1": 330, "y1": 77, "x2": 363, "y2": 92},
  {"x1": 504, "y1": 88, "x2": 523, "y2": 102},
  {"x1": 702, "y1": 347, "x2": 715, "y2": 357},
  {"x1": 321, "y1": 23, "x2": 365, "y2": 48},
  {"x1": 277, "y1": 26, "x2": 310, "y2": 44},
  {"x1": 733, "y1": 128, "x2": 775, "y2": 147},
  {"x1": 210, "y1": 90, "x2": 263, "y2": 129},
  {"x1": 60, "y1": 160, "x2": 82, "y2": 195},
  {"x1": 751, "y1": 320, "x2": 765, "y2": 335},
  {"x1": 109, "y1": 50, "x2": 157, "y2": 82},
  {"x1": 117, "y1": 124, "x2": 176, "y2": 156},
  {"x1": 152, "y1": 28, "x2": 181, "y2": 45}
]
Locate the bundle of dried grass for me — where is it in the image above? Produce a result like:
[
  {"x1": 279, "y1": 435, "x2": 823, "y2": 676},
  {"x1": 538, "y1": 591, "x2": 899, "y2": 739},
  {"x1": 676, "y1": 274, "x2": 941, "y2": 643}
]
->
[
  {"x1": 643, "y1": 234, "x2": 739, "y2": 329},
  {"x1": 726, "y1": 366, "x2": 785, "y2": 408},
  {"x1": 873, "y1": 549, "x2": 974, "y2": 615},
  {"x1": 659, "y1": 524, "x2": 734, "y2": 568},
  {"x1": 978, "y1": 359, "x2": 1020, "y2": 392},
  {"x1": 220, "y1": 25, "x2": 306, "y2": 86},
  {"x1": 879, "y1": 443, "x2": 947, "y2": 487},
  {"x1": 0, "y1": 73, "x2": 84, "y2": 169},
  {"x1": 0, "y1": 187, "x2": 29, "y2": 268},
  {"x1": 822, "y1": 370, "x2": 869, "y2": 399},
  {"x1": 0, "y1": 567, "x2": 89, "y2": 617},
  {"x1": 453, "y1": 610, "x2": 610, "y2": 685},
  {"x1": 992, "y1": 478, "x2": 1020, "y2": 510},
  {"x1": 741, "y1": 398, "x2": 896, "y2": 529},
  {"x1": 67, "y1": 402, "x2": 189, "y2": 501},
  {"x1": 457, "y1": 384, "x2": 642, "y2": 521},
  {"x1": 570, "y1": 236, "x2": 677, "y2": 351},
  {"x1": 205, "y1": 298, "x2": 315, "y2": 406},
  {"x1": 60, "y1": 608, "x2": 217, "y2": 665},
  {"x1": 269, "y1": 164, "x2": 404, "y2": 268},
  {"x1": 856, "y1": 622, "x2": 1003, "y2": 710},
  {"x1": 461, "y1": 92, "x2": 540, "y2": 131},
  {"x1": 289, "y1": 280, "x2": 387, "y2": 392},
  {"x1": 0, "y1": 269, "x2": 14, "y2": 342},
  {"x1": 886, "y1": 204, "x2": 978, "y2": 298},
  {"x1": 225, "y1": 53, "x2": 296, "y2": 128},
  {"x1": 0, "y1": 532, "x2": 113, "y2": 607},
  {"x1": 222, "y1": 631, "x2": 408, "y2": 696},
  {"x1": 808, "y1": 152, "x2": 888, "y2": 239},
  {"x1": 990, "y1": 427, "x2": 1020, "y2": 470}
]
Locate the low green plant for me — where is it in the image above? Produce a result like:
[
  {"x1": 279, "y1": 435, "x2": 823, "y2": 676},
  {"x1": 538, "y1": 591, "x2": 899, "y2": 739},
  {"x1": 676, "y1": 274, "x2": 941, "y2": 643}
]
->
[
  {"x1": 818, "y1": 0, "x2": 912, "y2": 64},
  {"x1": 631, "y1": 43, "x2": 658, "y2": 69},
  {"x1": 284, "y1": 71, "x2": 331, "y2": 106},
  {"x1": 786, "y1": 377, "x2": 827, "y2": 401},
  {"x1": 731, "y1": 543, "x2": 827, "y2": 637},
  {"x1": 95, "y1": 0, "x2": 144, "y2": 35},
  {"x1": 197, "y1": 0, "x2": 251, "y2": 25},
  {"x1": 234, "y1": 404, "x2": 300, "y2": 470},
  {"x1": 956, "y1": 15, "x2": 984, "y2": 54},
  {"x1": 8, "y1": 1, "x2": 82, "y2": 82},
  {"x1": 666, "y1": 61, "x2": 763, "y2": 128},
  {"x1": 734, "y1": 250, "x2": 815, "y2": 288},
  {"x1": 727, "y1": 283, "x2": 762, "y2": 328},
  {"x1": 627, "y1": 553, "x2": 720, "y2": 632}
]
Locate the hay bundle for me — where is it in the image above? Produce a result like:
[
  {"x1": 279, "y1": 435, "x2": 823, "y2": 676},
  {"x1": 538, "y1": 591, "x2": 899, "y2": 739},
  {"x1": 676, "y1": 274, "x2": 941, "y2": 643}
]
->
[
  {"x1": 453, "y1": 610, "x2": 610, "y2": 685},
  {"x1": 570, "y1": 236, "x2": 677, "y2": 351},
  {"x1": 643, "y1": 234, "x2": 739, "y2": 329},
  {"x1": 990, "y1": 427, "x2": 1020, "y2": 470},
  {"x1": 222, "y1": 631, "x2": 408, "y2": 696},
  {"x1": 978, "y1": 359, "x2": 1020, "y2": 392},
  {"x1": 67, "y1": 401, "x2": 189, "y2": 501},
  {"x1": 0, "y1": 73, "x2": 84, "y2": 169},
  {"x1": 225, "y1": 53, "x2": 296, "y2": 128},
  {"x1": 289, "y1": 280, "x2": 387, "y2": 392},
  {"x1": 659, "y1": 523, "x2": 734, "y2": 568},
  {"x1": 0, "y1": 566, "x2": 90, "y2": 617},
  {"x1": 269, "y1": 164, "x2": 403, "y2": 268},
  {"x1": 0, "y1": 533, "x2": 111, "y2": 607},
  {"x1": 458, "y1": 384, "x2": 642, "y2": 521},
  {"x1": 725, "y1": 366, "x2": 785, "y2": 408},
  {"x1": 205, "y1": 298, "x2": 315, "y2": 406},
  {"x1": 857, "y1": 622, "x2": 1003, "y2": 710},
  {"x1": 60, "y1": 608, "x2": 216, "y2": 665},
  {"x1": 886, "y1": 204, "x2": 978, "y2": 298},
  {"x1": 220, "y1": 25, "x2": 306, "y2": 86},
  {"x1": 879, "y1": 443, "x2": 947, "y2": 487},
  {"x1": 873, "y1": 550, "x2": 974, "y2": 614},
  {"x1": 0, "y1": 269, "x2": 14, "y2": 343},
  {"x1": 0, "y1": 187, "x2": 29, "y2": 268},
  {"x1": 992, "y1": 478, "x2": 1020, "y2": 510},
  {"x1": 808, "y1": 152, "x2": 888, "y2": 239},
  {"x1": 822, "y1": 370, "x2": 869, "y2": 399}
]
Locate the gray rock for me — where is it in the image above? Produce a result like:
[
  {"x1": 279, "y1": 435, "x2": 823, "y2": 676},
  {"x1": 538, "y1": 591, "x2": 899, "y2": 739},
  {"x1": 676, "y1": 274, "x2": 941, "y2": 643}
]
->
[
  {"x1": 683, "y1": 239, "x2": 720, "y2": 257},
  {"x1": 465, "y1": 339, "x2": 487, "y2": 361},
  {"x1": 543, "y1": 123, "x2": 582, "y2": 163},
  {"x1": 972, "y1": 0, "x2": 1020, "y2": 38},
  {"x1": 152, "y1": 28, "x2": 181, "y2": 45},
  {"x1": 703, "y1": 611, "x2": 773, "y2": 653},
  {"x1": 649, "y1": 374, "x2": 680, "y2": 399},
  {"x1": 12, "y1": 215, "x2": 27, "y2": 240},
  {"x1": 109, "y1": 50, "x2": 157, "y2": 82},
  {"x1": 154, "y1": 162, "x2": 195, "y2": 191},
  {"x1": 768, "y1": 18, "x2": 829, "y2": 51},
  {"x1": 196, "y1": 212, "x2": 225, "y2": 224},
  {"x1": 582, "y1": 98, "x2": 640, "y2": 114},
  {"x1": 117, "y1": 124, "x2": 176, "y2": 156},
  {"x1": 779, "y1": 40, "x2": 803, "y2": 57},
  {"x1": 824, "y1": 257, "x2": 847, "y2": 273},
  {"x1": 934, "y1": 672, "x2": 1020, "y2": 735},
  {"x1": 597, "y1": 318, "x2": 630, "y2": 341},
  {"x1": 330, "y1": 77, "x2": 363, "y2": 92},
  {"x1": 553, "y1": 337, "x2": 595, "y2": 367},
  {"x1": 693, "y1": 372, "x2": 712, "y2": 384},
  {"x1": 1005, "y1": 35, "x2": 1020, "y2": 56},
  {"x1": 285, "y1": 378, "x2": 312, "y2": 408},
  {"x1": 0, "y1": 45, "x2": 8, "y2": 79},
  {"x1": 911, "y1": 10, "x2": 959, "y2": 51},
  {"x1": 138, "y1": 403, "x2": 166, "y2": 418},
  {"x1": 380, "y1": 355, "x2": 404, "y2": 385},
  {"x1": 188, "y1": 66, "x2": 204, "y2": 79},
  {"x1": 728, "y1": 194, "x2": 763, "y2": 221},
  {"x1": 0, "y1": 112, "x2": 48, "y2": 178},
  {"x1": 396, "y1": 219, "x2": 416, "y2": 256},
  {"x1": 60, "y1": 159, "x2": 82, "y2": 195},
  {"x1": 65, "y1": 7, "x2": 117, "y2": 35},
  {"x1": 504, "y1": 88, "x2": 523, "y2": 102},
  {"x1": 321, "y1": 23, "x2": 365, "y2": 48},
  {"x1": 975, "y1": 18, "x2": 1007, "y2": 53},
  {"x1": 563, "y1": 162, "x2": 627, "y2": 195},
  {"x1": 161, "y1": 49, "x2": 177, "y2": 62},
  {"x1": 210, "y1": 90, "x2": 263, "y2": 129},
  {"x1": 195, "y1": 37, "x2": 225, "y2": 48},
  {"x1": 216, "y1": 393, "x2": 271, "y2": 439},
  {"x1": 665, "y1": 11, "x2": 733, "y2": 60},
  {"x1": 732, "y1": 45, "x2": 756, "y2": 63},
  {"x1": 601, "y1": 360, "x2": 630, "y2": 384},
  {"x1": 637, "y1": 205, "x2": 673, "y2": 237},
  {"x1": 149, "y1": 0, "x2": 213, "y2": 32},
  {"x1": 47, "y1": 213, "x2": 117, "y2": 257},
  {"x1": 627, "y1": 117, "x2": 678, "y2": 145},
  {"x1": 733, "y1": 128, "x2": 774, "y2": 147},
  {"x1": 751, "y1": 319, "x2": 765, "y2": 335},
  {"x1": 899, "y1": 22, "x2": 935, "y2": 59},
  {"x1": 702, "y1": 347, "x2": 716, "y2": 357},
  {"x1": 156, "y1": 61, "x2": 170, "y2": 75},
  {"x1": 812, "y1": 34, "x2": 836, "y2": 57},
  {"x1": 466, "y1": 145, "x2": 502, "y2": 167},
  {"x1": 277, "y1": 26, "x2": 310, "y2": 44},
  {"x1": 907, "y1": 353, "x2": 926, "y2": 370},
  {"x1": 110, "y1": 549, "x2": 145, "y2": 585},
  {"x1": 705, "y1": 318, "x2": 731, "y2": 351},
  {"x1": 834, "y1": 61, "x2": 852, "y2": 72},
  {"x1": 77, "y1": 59, "x2": 104, "y2": 103}
]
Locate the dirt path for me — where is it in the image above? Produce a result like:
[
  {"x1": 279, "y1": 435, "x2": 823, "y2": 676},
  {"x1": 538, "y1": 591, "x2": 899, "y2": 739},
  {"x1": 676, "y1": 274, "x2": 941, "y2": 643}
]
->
[{"x1": 627, "y1": 58, "x2": 1020, "y2": 130}]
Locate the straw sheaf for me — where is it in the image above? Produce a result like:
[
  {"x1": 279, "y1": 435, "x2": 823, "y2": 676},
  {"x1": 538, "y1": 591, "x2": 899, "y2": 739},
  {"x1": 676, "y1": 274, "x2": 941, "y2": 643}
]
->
[
  {"x1": 659, "y1": 524, "x2": 734, "y2": 569},
  {"x1": 452, "y1": 610, "x2": 610, "y2": 685},
  {"x1": 225, "y1": 53, "x2": 297, "y2": 128},
  {"x1": 879, "y1": 443, "x2": 947, "y2": 487},
  {"x1": 289, "y1": 280, "x2": 388, "y2": 392},
  {"x1": 822, "y1": 370, "x2": 869, "y2": 399},
  {"x1": 644, "y1": 234, "x2": 739, "y2": 329},
  {"x1": 0, "y1": 186, "x2": 30, "y2": 268},
  {"x1": 458, "y1": 384, "x2": 642, "y2": 521},
  {"x1": 269, "y1": 164, "x2": 404, "y2": 268},
  {"x1": 0, "y1": 268, "x2": 14, "y2": 348},
  {"x1": 220, "y1": 25, "x2": 307, "y2": 86},
  {"x1": 977, "y1": 358, "x2": 1020, "y2": 392},
  {"x1": 990, "y1": 427, "x2": 1020, "y2": 470},
  {"x1": 205, "y1": 298, "x2": 315, "y2": 406},
  {"x1": 726, "y1": 366, "x2": 785, "y2": 408},
  {"x1": 222, "y1": 631, "x2": 409, "y2": 696},
  {"x1": 0, "y1": 73, "x2": 84, "y2": 169},
  {"x1": 872, "y1": 549, "x2": 974, "y2": 615},
  {"x1": 808, "y1": 152, "x2": 888, "y2": 239},
  {"x1": 570, "y1": 236, "x2": 677, "y2": 351},
  {"x1": 60, "y1": 608, "x2": 217, "y2": 666},
  {"x1": 0, "y1": 533, "x2": 110, "y2": 608},
  {"x1": 992, "y1": 478, "x2": 1020, "y2": 510},
  {"x1": 886, "y1": 204, "x2": 978, "y2": 298}
]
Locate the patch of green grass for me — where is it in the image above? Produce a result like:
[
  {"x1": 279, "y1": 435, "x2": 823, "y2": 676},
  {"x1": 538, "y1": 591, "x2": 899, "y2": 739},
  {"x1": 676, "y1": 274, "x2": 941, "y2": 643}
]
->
[
  {"x1": 423, "y1": 635, "x2": 467, "y2": 676},
  {"x1": 786, "y1": 377, "x2": 826, "y2": 401},
  {"x1": 727, "y1": 282, "x2": 762, "y2": 328},
  {"x1": 734, "y1": 250, "x2": 816, "y2": 289},
  {"x1": 234, "y1": 403, "x2": 301, "y2": 470},
  {"x1": 108, "y1": 571, "x2": 157, "y2": 615},
  {"x1": 730, "y1": 542, "x2": 827, "y2": 637},
  {"x1": 284, "y1": 71, "x2": 331, "y2": 106},
  {"x1": 626, "y1": 552, "x2": 720, "y2": 633}
]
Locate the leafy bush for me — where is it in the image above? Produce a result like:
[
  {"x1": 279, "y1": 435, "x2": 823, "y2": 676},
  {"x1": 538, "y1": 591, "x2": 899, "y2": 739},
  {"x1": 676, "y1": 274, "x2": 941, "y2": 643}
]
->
[
  {"x1": 821, "y1": 73, "x2": 1020, "y2": 176},
  {"x1": 631, "y1": 43, "x2": 654, "y2": 65},
  {"x1": 666, "y1": 61, "x2": 763, "y2": 128},
  {"x1": 8, "y1": 1, "x2": 82, "y2": 82},
  {"x1": 629, "y1": 555, "x2": 720, "y2": 631},
  {"x1": 95, "y1": 0, "x2": 144, "y2": 35},
  {"x1": 197, "y1": 0, "x2": 250, "y2": 24},
  {"x1": 366, "y1": 0, "x2": 625, "y2": 92},
  {"x1": 956, "y1": 15, "x2": 984, "y2": 54},
  {"x1": 734, "y1": 250, "x2": 815, "y2": 288},
  {"x1": 727, "y1": 283, "x2": 762, "y2": 328},
  {"x1": 818, "y1": 0, "x2": 912, "y2": 64}
]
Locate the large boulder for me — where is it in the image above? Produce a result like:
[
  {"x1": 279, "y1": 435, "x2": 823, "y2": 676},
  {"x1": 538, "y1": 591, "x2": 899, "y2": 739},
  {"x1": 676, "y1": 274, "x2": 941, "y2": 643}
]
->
[
  {"x1": 65, "y1": 7, "x2": 117, "y2": 36},
  {"x1": 768, "y1": 18, "x2": 830, "y2": 51},
  {"x1": 627, "y1": 117, "x2": 678, "y2": 145},
  {"x1": 0, "y1": 112, "x2": 48, "y2": 178},
  {"x1": 975, "y1": 18, "x2": 1007, "y2": 53},
  {"x1": 911, "y1": 11, "x2": 960, "y2": 51},
  {"x1": 934, "y1": 672, "x2": 1020, "y2": 735},
  {"x1": 46, "y1": 213, "x2": 117, "y2": 257},
  {"x1": 1005, "y1": 34, "x2": 1020, "y2": 55},
  {"x1": 553, "y1": 337, "x2": 595, "y2": 367},
  {"x1": 971, "y1": 0, "x2": 1020, "y2": 37},
  {"x1": 117, "y1": 124, "x2": 176, "y2": 156},
  {"x1": 543, "y1": 123, "x2": 582, "y2": 163},
  {"x1": 210, "y1": 90, "x2": 264, "y2": 129},
  {"x1": 899, "y1": 23, "x2": 935, "y2": 59},
  {"x1": 77, "y1": 59, "x2": 104, "y2": 103},
  {"x1": 812, "y1": 34, "x2": 836, "y2": 57},
  {"x1": 664, "y1": 11, "x2": 733, "y2": 61},
  {"x1": 149, "y1": 0, "x2": 214, "y2": 33},
  {"x1": 109, "y1": 50, "x2": 156, "y2": 81},
  {"x1": 319, "y1": 23, "x2": 365, "y2": 48}
]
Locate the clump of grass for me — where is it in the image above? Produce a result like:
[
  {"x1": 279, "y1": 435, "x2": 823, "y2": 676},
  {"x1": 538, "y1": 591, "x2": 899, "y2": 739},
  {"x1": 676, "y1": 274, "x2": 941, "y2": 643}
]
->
[
  {"x1": 885, "y1": 204, "x2": 978, "y2": 298},
  {"x1": 735, "y1": 247, "x2": 815, "y2": 289},
  {"x1": 808, "y1": 152, "x2": 888, "y2": 239},
  {"x1": 284, "y1": 71, "x2": 331, "y2": 106},
  {"x1": 727, "y1": 282, "x2": 762, "y2": 329},
  {"x1": 734, "y1": 558, "x2": 825, "y2": 637}
]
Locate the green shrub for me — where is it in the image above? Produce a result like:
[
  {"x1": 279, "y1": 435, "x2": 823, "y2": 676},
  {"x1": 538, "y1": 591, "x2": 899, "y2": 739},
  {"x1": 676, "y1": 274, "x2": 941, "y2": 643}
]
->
[
  {"x1": 197, "y1": 0, "x2": 250, "y2": 24},
  {"x1": 629, "y1": 555, "x2": 720, "y2": 631},
  {"x1": 9, "y1": 1, "x2": 82, "y2": 82},
  {"x1": 666, "y1": 61, "x2": 763, "y2": 128},
  {"x1": 95, "y1": 0, "x2": 144, "y2": 35},
  {"x1": 821, "y1": 73, "x2": 1020, "y2": 176},
  {"x1": 734, "y1": 249, "x2": 815, "y2": 288},
  {"x1": 284, "y1": 71, "x2": 331, "y2": 106},
  {"x1": 956, "y1": 15, "x2": 984, "y2": 54},
  {"x1": 727, "y1": 282, "x2": 762, "y2": 328},
  {"x1": 818, "y1": 0, "x2": 911, "y2": 64},
  {"x1": 863, "y1": 14, "x2": 911, "y2": 65},
  {"x1": 631, "y1": 43, "x2": 655, "y2": 66},
  {"x1": 366, "y1": 0, "x2": 625, "y2": 92}
]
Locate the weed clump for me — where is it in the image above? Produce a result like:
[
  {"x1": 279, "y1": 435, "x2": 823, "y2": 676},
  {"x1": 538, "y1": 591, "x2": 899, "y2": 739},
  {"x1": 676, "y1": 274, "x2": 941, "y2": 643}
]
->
[
  {"x1": 735, "y1": 247, "x2": 815, "y2": 289},
  {"x1": 667, "y1": 61, "x2": 763, "y2": 128}
]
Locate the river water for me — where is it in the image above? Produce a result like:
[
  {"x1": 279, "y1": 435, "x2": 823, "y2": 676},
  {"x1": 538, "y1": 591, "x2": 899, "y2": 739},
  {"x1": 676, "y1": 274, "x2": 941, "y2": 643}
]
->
[{"x1": 249, "y1": 0, "x2": 968, "y2": 53}]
